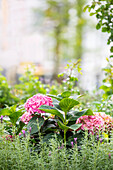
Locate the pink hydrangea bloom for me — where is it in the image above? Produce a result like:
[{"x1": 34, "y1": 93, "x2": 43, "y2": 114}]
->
[
  {"x1": 76, "y1": 114, "x2": 104, "y2": 134},
  {"x1": 21, "y1": 112, "x2": 33, "y2": 124},
  {"x1": 21, "y1": 94, "x2": 53, "y2": 124},
  {"x1": 76, "y1": 112, "x2": 113, "y2": 134},
  {"x1": 94, "y1": 112, "x2": 113, "y2": 132},
  {"x1": 24, "y1": 93, "x2": 53, "y2": 114},
  {"x1": 94, "y1": 112, "x2": 113, "y2": 124}
]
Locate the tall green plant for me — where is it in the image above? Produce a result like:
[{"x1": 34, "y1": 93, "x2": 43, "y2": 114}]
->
[
  {"x1": 39, "y1": 91, "x2": 93, "y2": 144},
  {"x1": 15, "y1": 65, "x2": 47, "y2": 103},
  {"x1": 58, "y1": 60, "x2": 82, "y2": 94},
  {"x1": 100, "y1": 58, "x2": 113, "y2": 98},
  {"x1": 0, "y1": 105, "x2": 25, "y2": 135},
  {"x1": 0, "y1": 71, "x2": 19, "y2": 108}
]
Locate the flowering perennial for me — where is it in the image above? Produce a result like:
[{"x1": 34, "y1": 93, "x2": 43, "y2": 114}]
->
[
  {"x1": 24, "y1": 94, "x2": 53, "y2": 114},
  {"x1": 94, "y1": 112, "x2": 113, "y2": 133},
  {"x1": 21, "y1": 112, "x2": 33, "y2": 124},
  {"x1": 76, "y1": 112, "x2": 113, "y2": 134},
  {"x1": 21, "y1": 94, "x2": 53, "y2": 124}
]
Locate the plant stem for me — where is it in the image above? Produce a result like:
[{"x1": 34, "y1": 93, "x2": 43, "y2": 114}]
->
[
  {"x1": 64, "y1": 129, "x2": 66, "y2": 144},
  {"x1": 64, "y1": 111, "x2": 67, "y2": 144}
]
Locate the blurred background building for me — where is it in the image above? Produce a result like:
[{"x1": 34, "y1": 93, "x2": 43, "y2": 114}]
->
[{"x1": 0, "y1": 0, "x2": 109, "y2": 91}]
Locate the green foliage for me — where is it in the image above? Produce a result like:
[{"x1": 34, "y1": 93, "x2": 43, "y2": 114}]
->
[
  {"x1": 84, "y1": 0, "x2": 113, "y2": 53},
  {"x1": 0, "y1": 105, "x2": 25, "y2": 135},
  {"x1": 0, "y1": 131, "x2": 113, "y2": 170},
  {"x1": 59, "y1": 98, "x2": 79, "y2": 112},
  {"x1": 39, "y1": 90, "x2": 93, "y2": 143},
  {"x1": 100, "y1": 58, "x2": 113, "y2": 98},
  {"x1": 58, "y1": 60, "x2": 82, "y2": 94},
  {"x1": 27, "y1": 116, "x2": 44, "y2": 135},
  {"x1": 15, "y1": 66, "x2": 47, "y2": 103},
  {"x1": 0, "y1": 71, "x2": 19, "y2": 108},
  {"x1": 90, "y1": 95, "x2": 113, "y2": 117}
]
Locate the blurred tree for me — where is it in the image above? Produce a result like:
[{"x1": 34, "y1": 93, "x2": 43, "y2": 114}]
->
[
  {"x1": 34, "y1": 0, "x2": 87, "y2": 79},
  {"x1": 37, "y1": 0, "x2": 71, "y2": 79},
  {"x1": 74, "y1": 0, "x2": 87, "y2": 59}
]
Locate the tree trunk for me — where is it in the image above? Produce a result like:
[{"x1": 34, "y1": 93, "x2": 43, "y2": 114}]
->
[{"x1": 52, "y1": 26, "x2": 61, "y2": 80}]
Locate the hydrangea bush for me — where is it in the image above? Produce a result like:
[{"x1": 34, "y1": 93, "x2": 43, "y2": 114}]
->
[{"x1": 76, "y1": 112, "x2": 113, "y2": 134}]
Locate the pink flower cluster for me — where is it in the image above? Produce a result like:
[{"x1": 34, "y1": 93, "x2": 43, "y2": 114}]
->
[
  {"x1": 24, "y1": 94, "x2": 53, "y2": 114},
  {"x1": 21, "y1": 94, "x2": 53, "y2": 124},
  {"x1": 76, "y1": 114, "x2": 104, "y2": 134},
  {"x1": 21, "y1": 112, "x2": 33, "y2": 124},
  {"x1": 94, "y1": 112, "x2": 113, "y2": 132},
  {"x1": 76, "y1": 112, "x2": 113, "y2": 134}
]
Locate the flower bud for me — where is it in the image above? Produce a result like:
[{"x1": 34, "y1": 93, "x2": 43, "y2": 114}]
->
[
  {"x1": 22, "y1": 130, "x2": 26, "y2": 138},
  {"x1": 74, "y1": 138, "x2": 77, "y2": 144},
  {"x1": 71, "y1": 141, "x2": 74, "y2": 148},
  {"x1": 1, "y1": 115, "x2": 3, "y2": 123}
]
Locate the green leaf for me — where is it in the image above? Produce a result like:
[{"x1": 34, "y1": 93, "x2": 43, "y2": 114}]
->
[
  {"x1": 102, "y1": 27, "x2": 108, "y2": 32},
  {"x1": 58, "y1": 121, "x2": 69, "y2": 131},
  {"x1": 82, "y1": 109, "x2": 94, "y2": 116},
  {"x1": 39, "y1": 105, "x2": 64, "y2": 121},
  {"x1": 110, "y1": 55, "x2": 113, "y2": 58},
  {"x1": 69, "y1": 124, "x2": 82, "y2": 131},
  {"x1": 53, "y1": 103, "x2": 62, "y2": 110},
  {"x1": 96, "y1": 23, "x2": 101, "y2": 30},
  {"x1": 100, "y1": 85, "x2": 109, "y2": 91},
  {"x1": 90, "y1": 12, "x2": 95, "y2": 16},
  {"x1": 42, "y1": 124, "x2": 56, "y2": 132},
  {"x1": 47, "y1": 94, "x2": 62, "y2": 101},
  {"x1": 0, "y1": 108, "x2": 11, "y2": 116},
  {"x1": 16, "y1": 120, "x2": 25, "y2": 135},
  {"x1": 9, "y1": 111, "x2": 23, "y2": 126},
  {"x1": 27, "y1": 116, "x2": 44, "y2": 135},
  {"x1": 10, "y1": 105, "x2": 17, "y2": 113},
  {"x1": 83, "y1": 5, "x2": 89, "y2": 12},
  {"x1": 59, "y1": 98, "x2": 79, "y2": 112},
  {"x1": 68, "y1": 109, "x2": 93, "y2": 122},
  {"x1": 69, "y1": 110, "x2": 87, "y2": 120},
  {"x1": 42, "y1": 133, "x2": 54, "y2": 143},
  {"x1": 110, "y1": 46, "x2": 113, "y2": 53},
  {"x1": 61, "y1": 91, "x2": 71, "y2": 98}
]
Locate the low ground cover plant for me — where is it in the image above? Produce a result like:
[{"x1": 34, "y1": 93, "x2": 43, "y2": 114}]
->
[{"x1": 0, "y1": 124, "x2": 113, "y2": 170}]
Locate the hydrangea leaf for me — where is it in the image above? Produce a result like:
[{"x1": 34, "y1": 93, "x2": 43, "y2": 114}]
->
[
  {"x1": 59, "y1": 98, "x2": 79, "y2": 112},
  {"x1": 61, "y1": 91, "x2": 71, "y2": 98},
  {"x1": 27, "y1": 116, "x2": 44, "y2": 135},
  {"x1": 68, "y1": 124, "x2": 82, "y2": 131},
  {"x1": 39, "y1": 105, "x2": 64, "y2": 121}
]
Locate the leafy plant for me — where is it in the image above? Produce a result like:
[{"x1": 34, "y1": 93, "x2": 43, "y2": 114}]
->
[
  {"x1": 0, "y1": 105, "x2": 25, "y2": 135},
  {"x1": 15, "y1": 65, "x2": 47, "y2": 103},
  {"x1": 90, "y1": 95, "x2": 113, "y2": 117},
  {"x1": 58, "y1": 60, "x2": 82, "y2": 94},
  {"x1": 100, "y1": 58, "x2": 113, "y2": 98},
  {"x1": 0, "y1": 130, "x2": 113, "y2": 170},
  {"x1": 39, "y1": 91, "x2": 93, "y2": 144},
  {"x1": 84, "y1": 0, "x2": 113, "y2": 56},
  {"x1": 0, "y1": 71, "x2": 19, "y2": 108}
]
